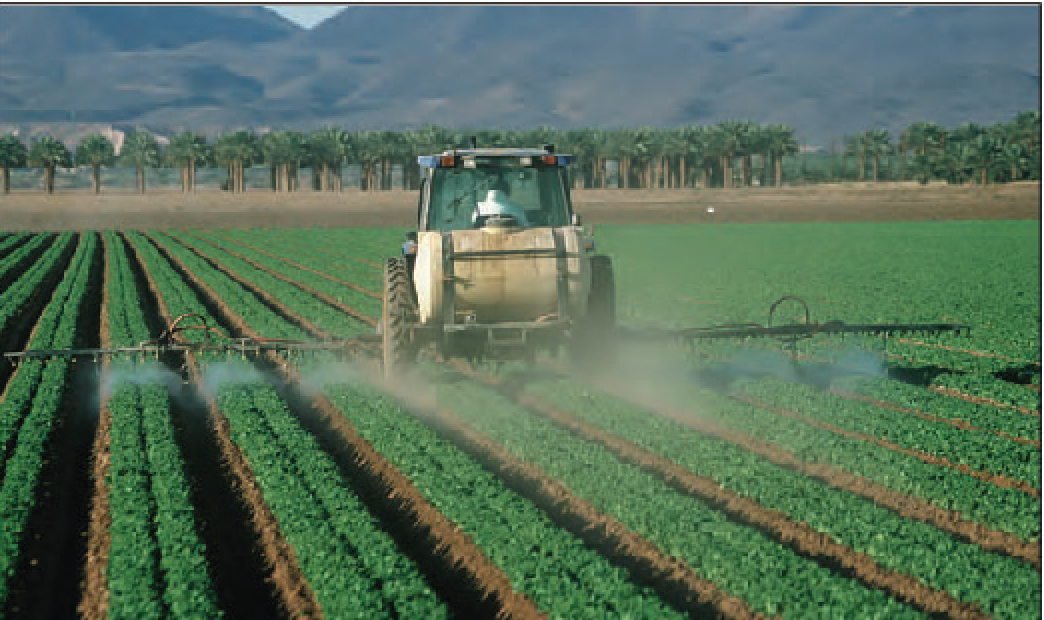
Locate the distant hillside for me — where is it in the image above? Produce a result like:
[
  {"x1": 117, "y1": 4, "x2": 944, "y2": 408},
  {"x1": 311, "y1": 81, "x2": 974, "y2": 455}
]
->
[{"x1": 0, "y1": 5, "x2": 1037, "y2": 145}]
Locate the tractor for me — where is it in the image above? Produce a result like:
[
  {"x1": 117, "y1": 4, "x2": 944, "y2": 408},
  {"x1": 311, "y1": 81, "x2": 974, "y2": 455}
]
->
[{"x1": 380, "y1": 142, "x2": 614, "y2": 376}]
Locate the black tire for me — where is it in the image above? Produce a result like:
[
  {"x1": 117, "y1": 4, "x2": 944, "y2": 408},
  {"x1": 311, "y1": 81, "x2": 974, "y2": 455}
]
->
[
  {"x1": 382, "y1": 257, "x2": 417, "y2": 378},
  {"x1": 570, "y1": 255, "x2": 616, "y2": 372}
]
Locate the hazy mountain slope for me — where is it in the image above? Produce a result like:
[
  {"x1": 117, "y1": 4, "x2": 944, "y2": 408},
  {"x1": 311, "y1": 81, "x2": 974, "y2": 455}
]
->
[{"x1": 0, "y1": 5, "x2": 1037, "y2": 144}]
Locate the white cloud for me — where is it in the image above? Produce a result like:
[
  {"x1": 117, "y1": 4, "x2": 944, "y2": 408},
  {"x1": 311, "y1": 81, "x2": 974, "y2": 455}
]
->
[{"x1": 265, "y1": 5, "x2": 347, "y2": 29}]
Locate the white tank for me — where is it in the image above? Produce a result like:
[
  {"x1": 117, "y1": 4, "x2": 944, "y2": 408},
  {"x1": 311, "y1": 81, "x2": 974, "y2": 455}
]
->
[{"x1": 414, "y1": 226, "x2": 589, "y2": 325}]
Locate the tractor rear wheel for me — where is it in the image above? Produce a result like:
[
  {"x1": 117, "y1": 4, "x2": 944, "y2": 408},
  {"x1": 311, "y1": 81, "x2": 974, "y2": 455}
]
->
[
  {"x1": 383, "y1": 257, "x2": 417, "y2": 378},
  {"x1": 570, "y1": 255, "x2": 616, "y2": 372}
]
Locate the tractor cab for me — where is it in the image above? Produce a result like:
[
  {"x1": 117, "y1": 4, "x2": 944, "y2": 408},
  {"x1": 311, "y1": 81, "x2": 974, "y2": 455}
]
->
[{"x1": 417, "y1": 147, "x2": 578, "y2": 232}]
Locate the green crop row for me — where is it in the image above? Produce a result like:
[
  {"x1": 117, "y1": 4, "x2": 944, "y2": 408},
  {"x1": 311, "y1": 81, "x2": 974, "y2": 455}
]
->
[
  {"x1": 0, "y1": 233, "x2": 48, "y2": 280},
  {"x1": 218, "y1": 379, "x2": 447, "y2": 618},
  {"x1": 732, "y1": 376, "x2": 1040, "y2": 488},
  {"x1": 147, "y1": 233, "x2": 309, "y2": 342},
  {"x1": 932, "y1": 371, "x2": 1041, "y2": 411},
  {"x1": 164, "y1": 231, "x2": 369, "y2": 338},
  {"x1": 602, "y1": 358, "x2": 1039, "y2": 539},
  {"x1": 193, "y1": 229, "x2": 382, "y2": 317},
  {"x1": 104, "y1": 231, "x2": 221, "y2": 618},
  {"x1": 0, "y1": 232, "x2": 30, "y2": 261},
  {"x1": 128, "y1": 232, "x2": 446, "y2": 615},
  {"x1": 233, "y1": 227, "x2": 387, "y2": 285},
  {"x1": 0, "y1": 233, "x2": 96, "y2": 605},
  {"x1": 321, "y1": 376, "x2": 684, "y2": 618},
  {"x1": 431, "y1": 377, "x2": 922, "y2": 618},
  {"x1": 0, "y1": 233, "x2": 75, "y2": 341},
  {"x1": 525, "y1": 376, "x2": 1040, "y2": 619},
  {"x1": 843, "y1": 376, "x2": 1040, "y2": 441}
]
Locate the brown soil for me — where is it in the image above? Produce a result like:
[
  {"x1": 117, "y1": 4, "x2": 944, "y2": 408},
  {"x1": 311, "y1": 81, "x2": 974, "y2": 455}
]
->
[
  {"x1": 124, "y1": 232, "x2": 321, "y2": 619},
  {"x1": 183, "y1": 233, "x2": 378, "y2": 327},
  {"x1": 928, "y1": 385, "x2": 1041, "y2": 417},
  {"x1": 457, "y1": 361, "x2": 991, "y2": 619},
  {"x1": 0, "y1": 182, "x2": 1037, "y2": 230},
  {"x1": 582, "y1": 373, "x2": 1042, "y2": 569},
  {"x1": 732, "y1": 393, "x2": 1041, "y2": 498},
  {"x1": 79, "y1": 234, "x2": 113, "y2": 620},
  {"x1": 150, "y1": 232, "x2": 542, "y2": 618},
  {"x1": 833, "y1": 388, "x2": 1040, "y2": 447}
]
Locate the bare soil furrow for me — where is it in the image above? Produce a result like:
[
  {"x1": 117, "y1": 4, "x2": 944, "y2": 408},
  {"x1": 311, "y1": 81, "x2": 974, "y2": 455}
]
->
[
  {"x1": 831, "y1": 388, "x2": 1041, "y2": 447},
  {"x1": 210, "y1": 233, "x2": 382, "y2": 299},
  {"x1": 78, "y1": 234, "x2": 114, "y2": 620},
  {"x1": 184, "y1": 232, "x2": 377, "y2": 328},
  {"x1": 153, "y1": 234, "x2": 542, "y2": 619},
  {"x1": 454, "y1": 362, "x2": 991, "y2": 620},
  {"x1": 125, "y1": 232, "x2": 307, "y2": 618}
]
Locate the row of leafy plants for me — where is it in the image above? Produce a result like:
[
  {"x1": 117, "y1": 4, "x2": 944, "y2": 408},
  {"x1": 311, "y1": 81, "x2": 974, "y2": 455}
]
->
[
  {"x1": 430, "y1": 377, "x2": 924, "y2": 618},
  {"x1": 103, "y1": 231, "x2": 221, "y2": 618},
  {"x1": 191, "y1": 229, "x2": 383, "y2": 317},
  {"x1": 132, "y1": 232, "x2": 449, "y2": 616},
  {"x1": 523, "y1": 374, "x2": 1040, "y2": 619},
  {"x1": 0, "y1": 233, "x2": 95, "y2": 606},
  {"x1": 158, "y1": 231, "x2": 369, "y2": 339}
]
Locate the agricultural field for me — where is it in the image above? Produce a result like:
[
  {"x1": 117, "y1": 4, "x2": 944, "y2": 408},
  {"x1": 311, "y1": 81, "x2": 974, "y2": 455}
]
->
[{"x1": 0, "y1": 218, "x2": 1038, "y2": 618}]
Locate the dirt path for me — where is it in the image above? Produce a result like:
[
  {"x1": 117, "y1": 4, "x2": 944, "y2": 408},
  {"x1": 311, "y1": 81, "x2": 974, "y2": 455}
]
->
[
  {"x1": 0, "y1": 183, "x2": 1037, "y2": 230},
  {"x1": 79, "y1": 235, "x2": 113, "y2": 620}
]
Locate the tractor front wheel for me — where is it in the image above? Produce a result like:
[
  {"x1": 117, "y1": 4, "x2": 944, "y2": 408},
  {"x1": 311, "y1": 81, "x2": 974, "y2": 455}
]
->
[{"x1": 383, "y1": 257, "x2": 417, "y2": 378}]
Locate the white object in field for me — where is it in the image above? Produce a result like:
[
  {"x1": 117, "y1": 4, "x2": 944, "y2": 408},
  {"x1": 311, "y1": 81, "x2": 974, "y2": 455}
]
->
[
  {"x1": 413, "y1": 227, "x2": 590, "y2": 324},
  {"x1": 706, "y1": 206, "x2": 715, "y2": 213},
  {"x1": 472, "y1": 189, "x2": 530, "y2": 227}
]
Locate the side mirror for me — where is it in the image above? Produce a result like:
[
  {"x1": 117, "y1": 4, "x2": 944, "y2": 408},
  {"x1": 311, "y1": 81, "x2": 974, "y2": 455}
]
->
[{"x1": 571, "y1": 213, "x2": 582, "y2": 226}]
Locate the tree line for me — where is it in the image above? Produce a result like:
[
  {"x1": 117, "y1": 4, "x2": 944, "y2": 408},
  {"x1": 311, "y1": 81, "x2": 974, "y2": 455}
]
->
[{"x1": 0, "y1": 111, "x2": 1038, "y2": 195}]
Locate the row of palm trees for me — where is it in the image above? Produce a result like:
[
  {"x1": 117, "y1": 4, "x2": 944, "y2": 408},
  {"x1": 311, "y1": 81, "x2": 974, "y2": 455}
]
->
[{"x1": 0, "y1": 111, "x2": 1038, "y2": 194}]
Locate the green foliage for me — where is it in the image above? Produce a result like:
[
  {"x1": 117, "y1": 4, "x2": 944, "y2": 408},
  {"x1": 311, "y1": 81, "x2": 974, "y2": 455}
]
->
[
  {"x1": 323, "y1": 380, "x2": 684, "y2": 618},
  {"x1": 0, "y1": 233, "x2": 95, "y2": 606}
]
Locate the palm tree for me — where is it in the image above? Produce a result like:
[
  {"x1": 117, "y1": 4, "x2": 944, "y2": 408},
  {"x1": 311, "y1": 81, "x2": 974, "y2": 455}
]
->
[
  {"x1": 306, "y1": 128, "x2": 345, "y2": 191},
  {"x1": 28, "y1": 136, "x2": 72, "y2": 194},
  {"x1": 1012, "y1": 110, "x2": 1040, "y2": 158},
  {"x1": 864, "y1": 129, "x2": 893, "y2": 182},
  {"x1": 261, "y1": 130, "x2": 305, "y2": 192},
  {"x1": 74, "y1": 133, "x2": 115, "y2": 194},
  {"x1": 845, "y1": 133, "x2": 871, "y2": 181},
  {"x1": 765, "y1": 124, "x2": 798, "y2": 187},
  {"x1": 0, "y1": 134, "x2": 28, "y2": 194},
  {"x1": 213, "y1": 130, "x2": 260, "y2": 193},
  {"x1": 165, "y1": 132, "x2": 210, "y2": 192},
  {"x1": 121, "y1": 131, "x2": 160, "y2": 194},
  {"x1": 715, "y1": 120, "x2": 750, "y2": 188}
]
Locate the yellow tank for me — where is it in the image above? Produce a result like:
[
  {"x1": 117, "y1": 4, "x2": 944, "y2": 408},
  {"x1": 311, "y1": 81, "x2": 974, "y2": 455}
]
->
[{"x1": 414, "y1": 226, "x2": 589, "y2": 325}]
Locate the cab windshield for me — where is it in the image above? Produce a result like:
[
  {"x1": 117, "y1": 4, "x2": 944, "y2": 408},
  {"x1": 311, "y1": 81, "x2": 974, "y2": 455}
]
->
[{"x1": 428, "y1": 166, "x2": 570, "y2": 231}]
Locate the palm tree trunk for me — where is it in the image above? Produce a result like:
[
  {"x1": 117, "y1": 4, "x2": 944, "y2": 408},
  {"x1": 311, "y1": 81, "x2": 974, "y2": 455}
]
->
[
  {"x1": 873, "y1": 157, "x2": 878, "y2": 182},
  {"x1": 859, "y1": 156, "x2": 865, "y2": 181},
  {"x1": 93, "y1": 163, "x2": 102, "y2": 194},
  {"x1": 776, "y1": 156, "x2": 783, "y2": 187},
  {"x1": 189, "y1": 156, "x2": 196, "y2": 192},
  {"x1": 44, "y1": 166, "x2": 53, "y2": 194},
  {"x1": 1, "y1": 167, "x2": 8, "y2": 194},
  {"x1": 982, "y1": 167, "x2": 987, "y2": 186},
  {"x1": 679, "y1": 156, "x2": 686, "y2": 189}
]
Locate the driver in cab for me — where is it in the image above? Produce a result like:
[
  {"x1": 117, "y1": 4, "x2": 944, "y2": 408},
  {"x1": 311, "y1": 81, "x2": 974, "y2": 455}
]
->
[{"x1": 472, "y1": 176, "x2": 530, "y2": 228}]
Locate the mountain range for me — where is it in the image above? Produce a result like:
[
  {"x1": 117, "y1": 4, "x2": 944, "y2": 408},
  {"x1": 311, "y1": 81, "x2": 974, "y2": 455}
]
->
[{"x1": 0, "y1": 5, "x2": 1038, "y2": 145}]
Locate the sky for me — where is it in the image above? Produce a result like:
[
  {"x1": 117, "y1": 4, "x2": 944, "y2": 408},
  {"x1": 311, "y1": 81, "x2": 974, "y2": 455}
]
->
[{"x1": 265, "y1": 5, "x2": 347, "y2": 29}]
